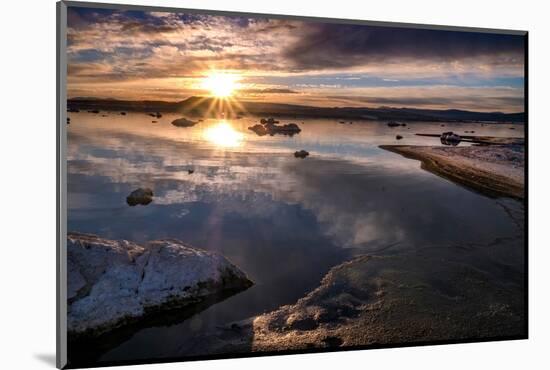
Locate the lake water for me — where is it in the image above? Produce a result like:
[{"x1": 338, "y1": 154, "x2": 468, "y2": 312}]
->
[{"x1": 67, "y1": 111, "x2": 525, "y2": 364}]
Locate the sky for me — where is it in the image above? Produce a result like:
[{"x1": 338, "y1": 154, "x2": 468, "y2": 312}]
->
[{"x1": 66, "y1": 6, "x2": 525, "y2": 112}]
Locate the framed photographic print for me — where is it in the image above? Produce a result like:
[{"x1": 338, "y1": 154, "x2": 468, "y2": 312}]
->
[{"x1": 56, "y1": 1, "x2": 528, "y2": 368}]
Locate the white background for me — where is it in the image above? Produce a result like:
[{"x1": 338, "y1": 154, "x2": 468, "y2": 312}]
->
[{"x1": 1, "y1": 0, "x2": 548, "y2": 369}]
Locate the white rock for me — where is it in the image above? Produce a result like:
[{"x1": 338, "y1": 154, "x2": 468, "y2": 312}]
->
[{"x1": 67, "y1": 233, "x2": 252, "y2": 337}]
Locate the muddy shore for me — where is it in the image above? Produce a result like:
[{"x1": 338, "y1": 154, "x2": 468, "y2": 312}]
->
[
  {"x1": 175, "y1": 237, "x2": 525, "y2": 356},
  {"x1": 379, "y1": 144, "x2": 524, "y2": 199}
]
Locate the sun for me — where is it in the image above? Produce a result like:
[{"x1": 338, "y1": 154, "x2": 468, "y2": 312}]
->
[{"x1": 201, "y1": 72, "x2": 240, "y2": 98}]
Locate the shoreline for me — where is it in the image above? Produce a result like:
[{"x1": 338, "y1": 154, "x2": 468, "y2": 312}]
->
[
  {"x1": 66, "y1": 98, "x2": 525, "y2": 123},
  {"x1": 379, "y1": 144, "x2": 524, "y2": 200},
  {"x1": 175, "y1": 245, "x2": 525, "y2": 356}
]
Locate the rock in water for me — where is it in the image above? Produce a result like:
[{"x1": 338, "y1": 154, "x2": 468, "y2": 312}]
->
[
  {"x1": 440, "y1": 131, "x2": 462, "y2": 146},
  {"x1": 396, "y1": 135, "x2": 403, "y2": 140},
  {"x1": 172, "y1": 118, "x2": 197, "y2": 127},
  {"x1": 248, "y1": 124, "x2": 268, "y2": 136},
  {"x1": 250, "y1": 122, "x2": 301, "y2": 137},
  {"x1": 294, "y1": 150, "x2": 309, "y2": 158},
  {"x1": 126, "y1": 187, "x2": 153, "y2": 206},
  {"x1": 67, "y1": 233, "x2": 253, "y2": 337}
]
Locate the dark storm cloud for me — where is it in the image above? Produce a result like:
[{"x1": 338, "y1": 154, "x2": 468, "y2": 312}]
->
[
  {"x1": 119, "y1": 20, "x2": 178, "y2": 34},
  {"x1": 285, "y1": 23, "x2": 525, "y2": 70}
]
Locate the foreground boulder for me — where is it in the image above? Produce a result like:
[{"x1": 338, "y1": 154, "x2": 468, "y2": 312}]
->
[
  {"x1": 67, "y1": 233, "x2": 253, "y2": 337},
  {"x1": 126, "y1": 187, "x2": 153, "y2": 206}
]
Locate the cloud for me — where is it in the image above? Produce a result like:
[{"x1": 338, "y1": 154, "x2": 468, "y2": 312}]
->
[
  {"x1": 284, "y1": 23, "x2": 525, "y2": 71},
  {"x1": 321, "y1": 85, "x2": 524, "y2": 112},
  {"x1": 65, "y1": 7, "x2": 525, "y2": 111},
  {"x1": 329, "y1": 95, "x2": 523, "y2": 111},
  {"x1": 241, "y1": 88, "x2": 299, "y2": 94}
]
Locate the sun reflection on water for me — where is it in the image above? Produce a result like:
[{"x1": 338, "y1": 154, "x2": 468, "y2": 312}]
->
[{"x1": 203, "y1": 121, "x2": 244, "y2": 148}]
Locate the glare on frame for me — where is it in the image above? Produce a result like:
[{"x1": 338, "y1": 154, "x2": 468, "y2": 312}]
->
[{"x1": 203, "y1": 121, "x2": 244, "y2": 148}]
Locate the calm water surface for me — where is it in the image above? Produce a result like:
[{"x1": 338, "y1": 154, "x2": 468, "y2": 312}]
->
[{"x1": 67, "y1": 112, "x2": 524, "y2": 363}]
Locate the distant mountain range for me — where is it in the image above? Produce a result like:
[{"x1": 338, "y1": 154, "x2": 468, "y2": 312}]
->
[{"x1": 67, "y1": 96, "x2": 524, "y2": 123}]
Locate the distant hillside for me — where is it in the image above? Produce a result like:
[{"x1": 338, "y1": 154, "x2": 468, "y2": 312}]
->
[{"x1": 67, "y1": 96, "x2": 524, "y2": 123}]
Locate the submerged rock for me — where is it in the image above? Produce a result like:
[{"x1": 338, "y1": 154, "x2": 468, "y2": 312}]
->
[
  {"x1": 387, "y1": 121, "x2": 401, "y2": 127},
  {"x1": 67, "y1": 233, "x2": 253, "y2": 337},
  {"x1": 172, "y1": 117, "x2": 197, "y2": 127},
  {"x1": 126, "y1": 188, "x2": 153, "y2": 206},
  {"x1": 294, "y1": 150, "x2": 309, "y2": 159},
  {"x1": 246, "y1": 252, "x2": 525, "y2": 351}
]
